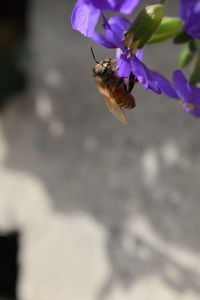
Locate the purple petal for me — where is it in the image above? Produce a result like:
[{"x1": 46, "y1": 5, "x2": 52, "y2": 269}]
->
[
  {"x1": 179, "y1": 0, "x2": 190, "y2": 21},
  {"x1": 186, "y1": 82, "x2": 200, "y2": 105},
  {"x1": 151, "y1": 70, "x2": 178, "y2": 98},
  {"x1": 173, "y1": 70, "x2": 200, "y2": 117},
  {"x1": 130, "y1": 55, "x2": 161, "y2": 94},
  {"x1": 182, "y1": 103, "x2": 200, "y2": 117},
  {"x1": 101, "y1": 13, "x2": 125, "y2": 50},
  {"x1": 136, "y1": 48, "x2": 144, "y2": 61},
  {"x1": 190, "y1": 108, "x2": 200, "y2": 117},
  {"x1": 116, "y1": 50, "x2": 132, "y2": 80},
  {"x1": 86, "y1": 13, "x2": 130, "y2": 49},
  {"x1": 71, "y1": 0, "x2": 100, "y2": 36},
  {"x1": 179, "y1": 0, "x2": 200, "y2": 38},
  {"x1": 189, "y1": 86, "x2": 200, "y2": 103},
  {"x1": 173, "y1": 70, "x2": 192, "y2": 101},
  {"x1": 90, "y1": 0, "x2": 140, "y2": 14},
  {"x1": 187, "y1": 94, "x2": 200, "y2": 106},
  {"x1": 116, "y1": 0, "x2": 141, "y2": 14},
  {"x1": 108, "y1": 16, "x2": 131, "y2": 40},
  {"x1": 88, "y1": 31, "x2": 115, "y2": 48}
]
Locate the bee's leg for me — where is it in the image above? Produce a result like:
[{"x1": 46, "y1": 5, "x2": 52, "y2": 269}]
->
[
  {"x1": 127, "y1": 72, "x2": 135, "y2": 93},
  {"x1": 111, "y1": 59, "x2": 117, "y2": 65},
  {"x1": 110, "y1": 59, "x2": 117, "y2": 69},
  {"x1": 123, "y1": 83, "x2": 128, "y2": 93},
  {"x1": 113, "y1": 65, "x2": 119, "y2": 71}
]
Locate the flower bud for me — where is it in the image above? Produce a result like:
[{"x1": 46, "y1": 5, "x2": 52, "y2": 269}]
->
[
  {"x1": 148, "y1": 17, "x2": 184, "y2": 44},
  {"x1": 123, "y1": 4, "x2": 164, "y2": 52}
]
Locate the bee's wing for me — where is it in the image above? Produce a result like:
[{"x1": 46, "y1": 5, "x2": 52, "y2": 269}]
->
[{"x1": 104, "y1": 95, "x2": 127, "y2": 125}]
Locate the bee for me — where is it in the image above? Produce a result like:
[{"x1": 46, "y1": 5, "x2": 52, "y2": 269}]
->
[{"x1": 91, "y1": 47, "x2": 136, "y2": 124}]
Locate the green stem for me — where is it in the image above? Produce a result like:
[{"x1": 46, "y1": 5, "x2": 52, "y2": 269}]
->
[{"x1": 190, "y1": 55, "x2": 200, "y2": 85}]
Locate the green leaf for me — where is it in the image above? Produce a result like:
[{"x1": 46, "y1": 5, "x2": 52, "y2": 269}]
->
[
  {"x1": 178, "y1": 43, "x2": 195, "y2": 68},
  {"x1": 148, "y1": 17, "x2": 184, "y2": 44}
]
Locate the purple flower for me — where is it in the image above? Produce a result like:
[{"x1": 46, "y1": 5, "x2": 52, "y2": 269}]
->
[
  {"x1": 71, "y1": 0, "x2": 140, "y2": 36},
  {"x1": 173, "y1": 70, "x2": 200, "y2": 117},
  {"x1": 179, "y1": 0, "x2": 200, "y2": 38},
  {"x1": 90, "y1": 14, "x2": 177, "y2": 96}
]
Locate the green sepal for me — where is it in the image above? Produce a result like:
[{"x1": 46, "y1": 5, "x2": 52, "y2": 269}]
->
[
  {"x1": 189, "y1": 39, "x2": 196, "y2": 53},
  {"x1": 148, "y1": 17, "x2": 184, "y2": 44},
  {"x1": 173, "y1": 31, "x2": 191, "y2": 44},
  {"x1": 178, "y1": 43, "x2": 195, "y2": 68},
  {"x1": 123, "y1": 4, "x2": 163, "y2": 51},
  {"x1": 190, "y1": 55, "x2": 200, "y2": 85}
]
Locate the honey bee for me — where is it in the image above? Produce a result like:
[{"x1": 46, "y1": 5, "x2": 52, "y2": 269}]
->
[{"x1": 91, "y1": 47, "x2": 136, "y2": 124}]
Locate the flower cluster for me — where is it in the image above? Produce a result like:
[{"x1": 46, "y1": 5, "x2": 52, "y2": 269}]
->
[{"x1": 71, "y1": 0, "x2": 200, "y2": 119}]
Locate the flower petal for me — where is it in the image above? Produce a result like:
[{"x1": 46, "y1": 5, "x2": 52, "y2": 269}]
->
[
  {"x1": 189, "y1": 87, "x2": 200, "y2": 104},
  {"x1": 187, "y1": 95, "x2": 200, "y2": 106},
  {"x1": 88, "y1": 31, "x2": 115, "y2": 48},
  {"x1": 90, "y1": 0, "x2": 140, "y2": 14},
  {"x1": 101, "y1": 13, "x2": 125, "y2": 50},
  {"x1": 179, "y1": 0, "x2": 190, "y2": 21},
  {"x1": 173, "y1": 70, "x2": 191, "y2": 101},
  {"x1": 130, "y1": 55, "x2": 161, "y2": 94},
  {"x1": 182, "y1": 102, "x2": 200, "y2": 117},
  {"x1": 71, "y1": 0, "x2": 100, "y2": 36},
  {"x1": 85, "y1": 13, "x2": 131, "y2": 49},
  {"x1": 179, "y1": 0, "x2": 200, "y2": 38},
  {"x1": 173, "y1": 70, "x2": 200, "y2": 117},
  {"x1": 116, "y1": 50, "x2": 132, "y2": 80},
  {"x1": 116, "y1": 0, "x2": 141, "y2": 14},
  {"x1": 151, "y1": 70, "x2": 178, "y2": 98},
  {"x1": 136, "y1": 48, "x2": 144, "y2": 61},
  {"x1": 108, "y1": 16, "x2": 131, "y2": 40}
]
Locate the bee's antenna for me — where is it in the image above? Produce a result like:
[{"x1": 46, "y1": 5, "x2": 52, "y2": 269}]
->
[{"x1": 90, "y1": 47, "x2": 100, "y2": 64}]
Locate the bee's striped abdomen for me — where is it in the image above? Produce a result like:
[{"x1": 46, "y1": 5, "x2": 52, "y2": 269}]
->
[{"x1": 116, "y1": 94, "x2": 135, "y2": 109}]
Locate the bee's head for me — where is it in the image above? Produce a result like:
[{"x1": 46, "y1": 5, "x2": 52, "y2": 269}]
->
[
  {"x1": 93, "y1": 63, "x2": 110, "y2": 78},
  {"x1": 91, "y1": 47, "x2": 112, "y2": 77}
]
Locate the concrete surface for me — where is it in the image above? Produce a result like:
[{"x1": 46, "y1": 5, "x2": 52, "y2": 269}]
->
[{"x1": 0, "y1": 0, "x2": 200, "y2": 299}]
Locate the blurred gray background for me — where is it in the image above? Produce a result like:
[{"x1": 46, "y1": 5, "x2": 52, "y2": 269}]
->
[{"x1": 0, "y1": 0, "x2": 200, "y2": 299}]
